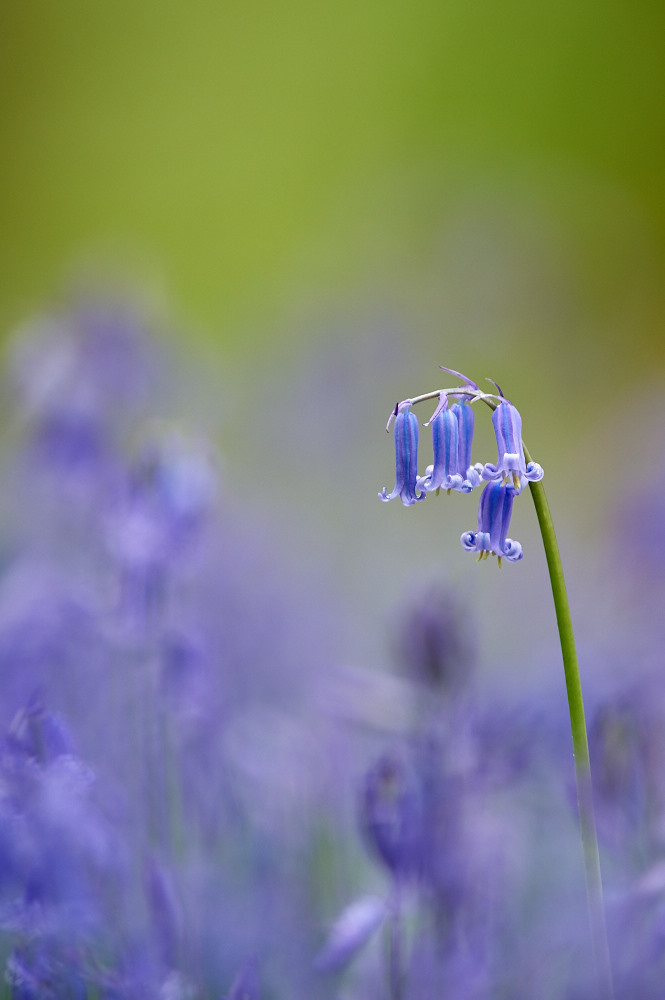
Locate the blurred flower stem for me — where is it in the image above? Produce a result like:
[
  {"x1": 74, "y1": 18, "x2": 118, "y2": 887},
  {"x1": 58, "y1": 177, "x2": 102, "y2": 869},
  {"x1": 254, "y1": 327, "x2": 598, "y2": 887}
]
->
[
  {"x1": 388, "y1": 883, "x2": 404, "y2": 1000},
  {"x1": 523, "y1": 442, "x2": 614, "y2": 1000}
]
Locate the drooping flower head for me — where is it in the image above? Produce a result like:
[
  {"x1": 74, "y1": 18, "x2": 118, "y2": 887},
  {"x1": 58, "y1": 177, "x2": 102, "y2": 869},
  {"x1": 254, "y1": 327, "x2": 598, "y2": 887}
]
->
[
  {"x1": 482, "y1": 400, "x2": 543, "y2": 492},
  {"x1": 379, "y1": 373, "x2": 544, "y2": 563},
  {"x1": 379, "y1": 401, "x2": 426, "y2": 507},
  {"x1": 461, "y1": 481, "x2": 523, "y2": 564}
]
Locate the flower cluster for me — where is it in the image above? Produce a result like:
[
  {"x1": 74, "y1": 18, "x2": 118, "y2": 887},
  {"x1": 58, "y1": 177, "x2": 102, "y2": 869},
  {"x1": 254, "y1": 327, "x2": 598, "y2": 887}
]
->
[
  {"x1": 315, "y1": 576, "x2": 665, "y2": 1000},
  {"x1": 2, "y1": 300, "x2": 665, "y2": 999},
  {"x1": 379, "y1": 369, "x2": 544, "y2": 564},
  {"x1": 0, "y1": 297, "x2": 353, "y2": 1000}
]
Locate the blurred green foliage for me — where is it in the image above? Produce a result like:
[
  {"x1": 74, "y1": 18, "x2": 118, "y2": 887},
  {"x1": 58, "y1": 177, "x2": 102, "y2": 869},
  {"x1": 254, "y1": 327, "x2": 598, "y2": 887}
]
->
[{"x1": 1, "y1": 0, "x2": 664, "y2": 369}]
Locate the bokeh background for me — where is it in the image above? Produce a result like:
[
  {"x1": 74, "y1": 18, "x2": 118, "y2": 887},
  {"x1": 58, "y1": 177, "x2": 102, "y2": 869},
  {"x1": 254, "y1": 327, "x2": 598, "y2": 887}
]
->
[
  {"x1": 1, "y1": 0, "x2": 664, "y2": 681},
  {"x1": 1, "y1": 3, "x2": 665, "y2": 996},
  {"x1": 2, "y1": 0, "x2": 664, "y2": 361}
]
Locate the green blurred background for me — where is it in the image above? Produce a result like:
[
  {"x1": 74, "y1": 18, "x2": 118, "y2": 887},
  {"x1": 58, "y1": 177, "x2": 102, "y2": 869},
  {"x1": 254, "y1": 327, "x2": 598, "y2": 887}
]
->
[
  {"x1": 1, "y1": 0, "x2": 664, "y2": 374},
  {"x1": 1, "y1": 0, "x2": 665, "y2": 672}
]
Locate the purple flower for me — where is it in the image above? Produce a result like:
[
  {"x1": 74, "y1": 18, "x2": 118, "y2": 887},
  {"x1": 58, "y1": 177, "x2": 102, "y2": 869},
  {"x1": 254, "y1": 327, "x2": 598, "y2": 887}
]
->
[
  {"x1": 6, "y1": 693, "x2": 74, "y2": 765},
  {"x1": 461, "y1": 482, "x2": 523, "y2": 564},
  {"x1": 6, "y1": 940, "x2": 88, "y2": 1000},
  {"x1": 454, "y1": 401, "x2": 484, "y2": 488},
  {"x1": 379, "y1": 402, "x2": 426, "y2": 507},
  {"x1": 106, "y1": 430, "x2": 216, "y2": 570},
  {"x1": 482, "y1": 401, "x2": 543, "y2": 492},
  {"x1": 394, "y1": 580, "x2": 474, "y2": 692},
  {"x1": 7, "y1": 301, "x2": 158, "y2": 503},
  {"x1": 419, "y1": 401, "x2": 482, "y2": 494},
  {"x1": 314, "y1": 896, "x2": 387, "y2": 973},
  {"x1": 588, "y1": 692, "x2": 652, "y2": 850},
  {"x1": 360, "y1": 753, "x2": 424, "y2": 878},
  {"x1": 103, "y1": 430, "x2": 217, "y2": 624}
]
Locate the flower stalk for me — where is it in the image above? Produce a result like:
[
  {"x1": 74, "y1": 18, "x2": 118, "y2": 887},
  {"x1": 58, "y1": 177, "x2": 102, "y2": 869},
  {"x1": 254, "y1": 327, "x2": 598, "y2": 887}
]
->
[
  {"x1": 387, "y1": 884, "x2": 404, "y2": 1000},
  {"x1": 379, "y1": 371, "x2": 614, "y2": 997},
  {"x1": 524, "y1": 446, "x2": 614, "y2": 1000}
]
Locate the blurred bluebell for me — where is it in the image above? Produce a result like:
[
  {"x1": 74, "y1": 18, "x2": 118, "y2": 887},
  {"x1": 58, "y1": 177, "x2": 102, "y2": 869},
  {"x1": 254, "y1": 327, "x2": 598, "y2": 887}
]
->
[
  {"x1": 314, "y1": 897, "x2": 387, "y2": 973},
  {"x1": 6, "y1": 693, "x2": 74, "y2": 765},
  {"x1": 595, "y1": 873, "x2": 665, "y2": 1000},
  {"x1": 393, "y1": 580, "x2": 474, "y2": 693},
  {"x1": 588, "y1": 695, "x2": 650, "y2": 851},
  {"x1": 2, "y1": 293, "x2": 662, "y2": 999},
  {"x1": 103, "y1": 429, "x2": 217, "y2": 627},
  {"x1": 6, "y1": 939, "x2": 88, "y2": 1000},
  {"x1": 6, "y1": 301, "x2": 157, "y2": 520},
  {"x1": 360, "y1": 752, "x2": 425, "y2": 879}
]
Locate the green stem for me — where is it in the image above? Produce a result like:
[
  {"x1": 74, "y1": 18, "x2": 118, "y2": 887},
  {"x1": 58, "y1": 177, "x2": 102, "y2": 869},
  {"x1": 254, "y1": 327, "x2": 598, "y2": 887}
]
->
[{"x1": 524, "y1": 446, "x2": 613, "y2": 999}]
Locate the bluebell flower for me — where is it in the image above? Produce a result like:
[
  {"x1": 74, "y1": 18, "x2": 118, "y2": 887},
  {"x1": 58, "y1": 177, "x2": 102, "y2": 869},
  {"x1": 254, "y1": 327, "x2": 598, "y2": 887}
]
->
[
  {"x1": 454, "y1": 400, "x2": 484, "y2": 488},
  {"x1": 482, "y1": 401, "x2": 543, "y2": 491},
  {"x1": 313, "y1": 895, "x2": 387, "y2": 973},
  {"x1": 7, "y1": 693, "x2": 74, "y2": 765},
  {"x1": 417, "y1": 400, "x2": 474, "y2": 495},
  {"x1": 419, "y1": 402, "x2": 465, "y2": 493},
  {"x1": 379, "y1": 401, "x2": 426, "y2": 506},
  {"x1": 394, "y1": 580, "x2": 474, "y2": 692},
  {"x1": 6, "y1": 941, "x2": 88, "y2": 1000},
  {"x1": 461, "y1": 482, "x2": 523, "y2": 564},
  {"x1": 104, "y1": 429, "x2": 217, "y2": 624},
  {"x1": 419, "y1": 398, "x2": 483, "y2": 494},
  {"x1": 587, "y1": 692, "x2": 652, "y2": 850},
  {"x1": 361, "y1": 753, "x2": 424, "y2": 878}
]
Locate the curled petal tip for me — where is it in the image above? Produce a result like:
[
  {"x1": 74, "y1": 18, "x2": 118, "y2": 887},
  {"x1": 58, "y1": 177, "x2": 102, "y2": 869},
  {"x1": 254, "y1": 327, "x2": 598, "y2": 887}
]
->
[
  {"x1": 416, "y1": 465, "x2": 433, "y2": 492},
  {"x1": 460, "y1": 531, "x2": 477, "y2": 553},
  {"x1": 461, "y1": 483, "x2": 523, "y2": 562},
  {"x1": 481, "y1": 463, "x2": 501, "y2": 483},
  {"x1": 503, "y1": 538, "x2": 523, "y2": 562},
  {"x1": 525, "y1": 462, "x2": 544, "y2": 482}
]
